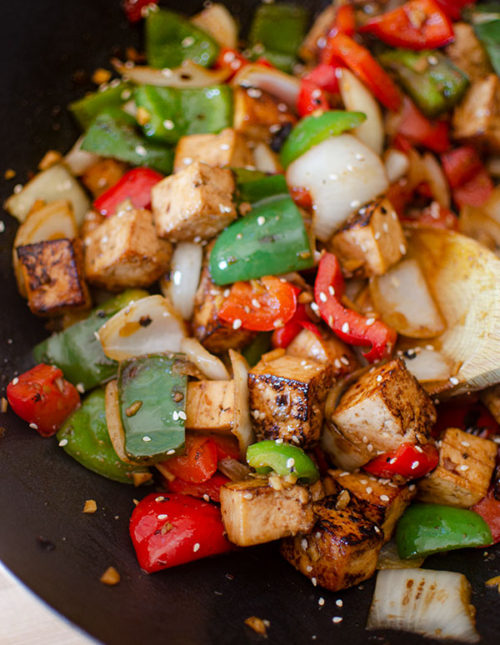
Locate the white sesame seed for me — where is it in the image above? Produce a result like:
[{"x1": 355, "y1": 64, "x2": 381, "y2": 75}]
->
[
  {"x1": 376, "y1": 374, "x2": 383, "y2": 382},
  {"x1": 374, "y1": 232, "x2": 381, "y2": 240},
  {"x1": 411, "y1": 461, "x2": 420, "y2": 470},
  {"x1": 158, "y1": 514, "x2": 168, "y2": 520},
  {"x1": 301, "y1": 538, "x2": 308, "y2": 550},
  {"x1": 218, "y1": 260, "x2": 228, "y2": 270},
  {"x1": 459, "y1": 464, "x2": 469, "y2": 471},
  {"x1": 193, "y1": 542, "x2": 200, "y2": 552},
  {"x1": 461, "y1": 441, "x2": 470, "y2": 447},
  {"x1": 350, "y1": 200, "x2": 360, "y2": 209},
  {"x1": 310, "y1": 302, "x2": 320, "y2": 314},
  {"x1": 76, "y1": 383, "x2": 85, "y2": 393},
  {"x1": 306, "y1": 565, "x2": 313, "y2": 572},
  {"x1": 449, "y1": 377, "x2": 459, "y2": 385},
  {"x1": 332, "y1": 617, "x2": 343, "y2": 624},
  {"x1": 58, "y1": 438, "x2": 68, "y2": 447},
  {"x1": 178, "y1": 411, "x2": 187, "y2": 420},
  {"x1": 251, "y1": 298, "x2": 261, "y2": 309},
  {"x1": 287, "y1": 458, "x2": 295, "y2": 469},
  {"x1": 399, "y1": 244, "x2": 406, "y2": 254},
  {"x1": 135, "y1": 145, "x2": 147, "y2": 157},
  {"x1": 318, "y1": 597, "x2": 325, "y2": 606},
  {"x1": 203, "y1": 494, "x2": 210, "y2": 502},
  {"x1": 0, "y1": 221, "x2": 5, "y2": 234},
  {"x1": 172, "y1": 411, "x2": 179, "y2": 421},
  {"x1": 366, "y1": 487, "x2": 373, "y2": 494},
  {"x1": 29, "y1": 423, "x2": 38, "y2": 430},
  {"x1": 257, "y1": 216, "x2": 266, "y2": 226},
  {"x1": 182, "y1": 36, "x2": 195, "y2": 47},
  {"x1": 232, "y1": 319, "x2": 242, "y2": 330},
  {"x1": 155, "y1": 496, "x2": 165, "y2": 502},
  {"x1": 319, "y1": 292, "x2": 327, "y2": 302},
  {"x1": 311, "y1": 577, "x2": 317, "y2": 587},
  {"x1": 11, "y1": 377, "x2": 19, "y2": 385},
  {"x1": 328, "y1": 286, "x2": 335, "y2": 296},
  {"x1": 341, "y1": 322, "x2": 350, "y2": 334},
  {"x1": 374, "y1": 525, "x2": 381, "y2": 534},
  {"x1": 336, "y1": 599, "x2": 343, "y2": 607},
  {"x1": 366, "y1": 318, "x2": 375, "y2": 326},
  {"x1": 163, "y1": 119, "x2": 174, "y2": 130},
  {"x1": 380, "y1": 495, "x2": 390, "y2": 502},
  {"x1": 142, "y1": 436, "x2": 152, "y2": 442},
  {"x1": 243, "y1": 492, "x2": 253, "y2": 500}
]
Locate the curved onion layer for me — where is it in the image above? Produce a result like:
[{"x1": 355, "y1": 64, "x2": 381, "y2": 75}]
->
[
  {"x1": 422, "y1": 152, "x2": 450, "y2": 209},
  {"x1": 287, "y1": 135, "x2": 388, "y2": 241},
  {"x1": 218, "y1": 457, "x2": 251, "y2": 482},
  {"x1": 163, "y1": 242, "x2": 202, "y2": 320},
  {"x1": 191, "y1": 3, "x2": 238, "y2": 49},
  {"x1": 98, "y1": 295, "x2": 186, "y2": 361},
  {"x1": 104, "y1": 380, "x2": 142, "y2": 466},
  {"x1": 180, "y1": 338, "x2": 230, "y2": 381},
  {"x1": 229, "y1": 349, "x2": 254, "y2": 456},
  {"x1": 339, "y1": 69, "x2": 384, "y2": 155},
  {"x1": 376, "y1": 540, "x2": 425, "y2": 571},
  {"x1": 367, "y1": 569, "x2": 480, "y2": 643},
  {"x1": 402, "y1": 348, "x2": 452, "y2": 384},
  {"x1": 113, "y1": 59, "x2": 231, "y2": 88},
  {"x1": 253, "y1": 142, "x2": 282, "y2": 174},
  {"x1": 384, "y1": 148, "x2": 409, "y2": 183},
  {"x1": 64, "y1": 136, "x2": 100, "y2": 176},
  {"x1": 232, "y1": 64, "x2": 301, "y2": 110}
]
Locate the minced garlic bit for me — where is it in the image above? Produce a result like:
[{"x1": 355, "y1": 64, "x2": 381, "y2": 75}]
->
[
  {"x1": 83, "y1": 499, "x2": 97, "y2": 514},
  {"x1": 92, "y1": 68, "x2": 112, "y2": 85},
  {"x1": 486, "y1": 575, "x2": 500, "y2": 593},
  {"x1": 0, "y1": 397, "x2": 8, "y2": 413},
  {"x1": 132, "y1": 471, "x2": 153, "y2": 487},
  {"x1": 38, "y1": 149, "x2": 62, "y2": 171},
  {"x1": 244, "y1": 616, "x2": 270, "y2": 637},
  {"x1": 100, "y1": 566, "x2": 120, "y2": 586}
]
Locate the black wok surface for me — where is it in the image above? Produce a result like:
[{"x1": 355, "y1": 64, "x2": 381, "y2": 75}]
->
[{"x1": 0, "y1": 1, "x2": 499, "y2": 643}]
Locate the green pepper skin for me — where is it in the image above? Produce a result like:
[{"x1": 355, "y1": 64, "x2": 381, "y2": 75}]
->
[
  {"x1": 246, "y1": 440, "x2": 319, "y2": 483},
  {"x1": 379, "y1": 50, "x2": 469, "y2": 118},
  {"x1": 242, "y1": 332, "x2": 272, "y2": 367},
  {"x1": 146, "y1": 9, "x2": 219, "y2": 69},
  {"x1": 134, "y1": 84, "x2": 233, "y2": 144},
  {"x1": 396, "y1": 503, "x2": 493, "y2": 560},
  {"x1": 209, "y1": 195, "x2": 313, "y2": 286},
  {"x1": 81, "y1": 110, "x2": 174, "y2": 174},
  {"x1": 33, "y1": 289, "x2": 148, "y2": 391},
  {"x1": 69, "y1": 83, "x2": 132, "y2": 130},
  {"x1": 280, "y1": 111, "x2": 366, "y2": 168},
  {"x1": 119, "y1": 354, "x2": 187, "y2": 462},
  {"x1": 233, "y1": 168, "x2": 288, "y2": 205},
  {"x1": 474, "y1": 19, "x2": 500, "y2": 76},
  {"x1": 56, "y1": 389, "x2": 150, "y2": 484}
]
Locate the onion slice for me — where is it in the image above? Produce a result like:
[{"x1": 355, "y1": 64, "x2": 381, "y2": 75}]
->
[
  {"x1": 64, "y1": 136, "x2": 100, "y2": 176},
  {"x1": 367, "y1": 569, "x2": 480, "y2": 643},
  {"x1": 402, "y1": 348, "x2": 452, "y2": 384},
  {"x1": 163, "y1": 242, "x2": 202, "y2": 320},
  {"x1": 180, "y1": 338, "x2": 230, "y2": 381},
  {"x1": 112, "y1": 59, "x2": 231, "y2": 88},
  {"x1": 218, "y1": 457, "x2": 251, "y2": 482},
  {"x1": 98, "y1": 295, "x2": 186, "y2": 361},
  {"x1": 229, "y1": 349, "x2": 254, "y2": 456},
  {"x1": 104, "y1": 380, "x2": 142, "y2": 466},
  {"x1": 384, "y1": 148, "x2": 409, "y2": 183},
  {"x1": 376, "y1": 540, "x2": 425, "y2": 570},
  {"x1": 190, "y1": 3, "x2": 238, "y2": 49},
  {"x1": 232, "y1": 64, "x2": 301, "y2": 110}
]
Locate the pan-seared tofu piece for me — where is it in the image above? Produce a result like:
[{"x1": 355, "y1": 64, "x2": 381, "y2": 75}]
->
[
  {"x1": 84, "y1": 205, "x2": 172, "y2": 291},
  {"x1": 248, "y1": 354, "x2": 333, "y2": 448},
  {"x1": 480, "y1": 385, "x2": 500, "y2": 425},
  {"x1": 173, "y1": 128, "x2": 254, "y2": 173},
  {"x1": 17, "y1": 238, "x2": 90, "y2": 316},
  {"x1": 233, "y1": 87, "x2": 296, "y2": 142},
  {"x1": 280, "y1": 492, "x2": 384, "y2": 592},
  {"x1": 220, "y1": 478, "x2": 315, "y2": 546},
  {"x1": 81, "y1": 158, "x2": 127, "y2": 198},
  {"x1": 445, "y1": 23, "x2": 492, "y2": 84},
  {"x1": 453, "y1": 75, "x2": 500, "y2": 153},
  {"x1": 286, "y1": 327, "x2": 358, "y2": 378},
  {"x1": 417, "y1": 427, "x2": 497, "y2": 508},
  {"x1": 80, "y1": 209, "x2": 105, "y2": 238},
  {"x1": 185, "y1": 380, "x2": 234, "y2": 434},
  {"x1": 328, "y1": 198, "x2": 406, "y2": 277},
  {"x1": 330, "y1": 359, "x2": 436, "y2": 464},
  {"x1": 152, "y1": 161, "x2": 236, "y2": 242}
]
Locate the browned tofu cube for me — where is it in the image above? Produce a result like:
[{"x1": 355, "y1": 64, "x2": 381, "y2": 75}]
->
[
  {"x1": 81, "y1": 158, "x2": 127, "y2": 198},
  {"x1": 173, "y1": 128, "x2": 254, "y2": 173},
  {"x1": 280, "y1": 492, "x2": 384, "y2": 592},
  {"x1": 286, "y1": 327, "x2": 358, "y2": 378},
  {"x1": 152, "y1": 161, "x2": 236, "y2": 242},
  {"x1": 417, "y1": 427, "x2": 497, "y2": 508},
  {"x1": 453, "y1": 75, "x2": 500, "y2": 153},
  {"x1": 233, "y1": 87, "x2": 296, "y2": 142},
  {"x1": 80, "y1": 209, "x2": 105, "y2": 239},
  {"x1": 84, "y1": 206, "x2": 172, "y2": 291},
  {"x1": 328, "y1": 197, "x2": 406, "y2": 277},
  {"x1": 330, "y1": 359, "x2": 436, "y2": 464},
  {"x1": 185, "y1": 380, "x2": 234, "y2": 434},
  {"x1": 445, "y1": 23, "x2": 492, "y2": 84},
  {"x1": 17, "y1": 238, "x2": 90, "y2": 316},
  {"x1": 220, "y1": 478, "x2": 315, "y2": 546},
  {"x1": 248, "y1": 354, "x2": 334, "y2": 448}
]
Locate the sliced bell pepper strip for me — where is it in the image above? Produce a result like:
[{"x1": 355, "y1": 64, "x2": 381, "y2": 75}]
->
[
  {"x1": 363, "y1": 442, "x2": 439, "y2": 479},
  {"x1": 271, "y1": 303, "x2": 321, "y2": 349},
  {"x1": 7, "y1": 364, "x2": 80, "y2": 437},
  {"x1": 214, "y1": 47, "x2": 248, "y2": 80},
  {"x1": 302, "y1": 63, "x2": 341, "y2": 95},
  {"x1": 473, "y1": 14, "x2": 500, "y2": 76},
  {"x1": 290, "y1": 186, "x2": 313, "y2": 210},
  {"x1": 320, "y1": 4, "x2": 356, "y2": 64},
  {"x1": 435, "y1": 0, "x2": 477, "y2": 21},
  {"x1": 360, "y1": 0, "x2": 454, "y2": 51},
  {"x1": 396, "y1": 503, "x2": 493, "y2": 559},
  {"x1": 123, "y1": 0, "x2": 158, "y2": 23},
  {"x1": 94, "y1": 167, "x2": 163, "y2": 216},
  {"x1": 69, "y1": 82, "x2": 132, "y2": 131},
  {"x1": 395, "y1": 96, "x2": 450, "y2": 153},
  {"x1": 209, "y1": 196, "x2": 314, "y2": 286},
  {"x1": 441, "y1": 146, "x2": 484, "y2": 188},
  {"x1": 161, "y1": 434, "x2": 218, "y2": 483},
  {"x1": 246, "y1": 440, "x2": 319, "y2": 483},
  {"x1": 232, "y1": 168, "x2": 288, "y2": 206},
  {"x1": 314, "y1": 253, "x2": 397, "y2": 362},
  {"x1": 166, "y1": 472, "x2": 230, "y2": 503},
  {"x1": 211, "y1": 434, "x2": 241, "y2": 462},
  {"x1": 219, "y1": 276, "x2": 297, "y2": 332},
  {"x1": 297, "y1": 79, "x2": 330, "y2": 117},
  {"x1": 401, "y1": 203, "x2": 458, "y2": 230},
  {"x1": 129, "y1": 493, "x2": 232, "y2": 573},
  {"x1": 473, "y1": 489, "x2": 500, "y2": 544},
  {"x1": 242, "y1": 332, "x2": 272, "y2": 368}
]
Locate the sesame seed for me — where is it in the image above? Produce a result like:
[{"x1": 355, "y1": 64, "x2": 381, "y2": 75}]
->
[
  {"x1": 319, "y1": 292, "x2": 327, "y2": 302},
  {"x1": 273, "y1": 319, "x2": 283, "y2": 328},
  {"x1": 334, "y1": 359, "x2": 342, "y2": 369},
  {"x1": 243, "y1": 493, "x2": 253, "y2": 500},
  {"x1": 155, "y1": 496, "x2": 165, "y2": 502},
  {"x1": 257, "y1": 216, "x2": 266, "y2": 226},
  {"x1": 76, "y1": 383, "x2": 85, "y2": 393},
  {"x1": 449, "y1": 377, "x2": 459, "y2": 385},
  {"x1": 341, "y1": 322, "x2": 350, "y2": 334},
  {"x1": 233, "y1": 319, "x2": 242, "y2": 330},
  {"x1": 459, "y1": 464, "x2": 469, "y2": 471},
  {"x1": 318, "y1": 597, "x2": 325, "y2": 606},
  {"x1": 310, "y1": 302, "x2": 320, "y2": 314},
  {"x1": 58, "y1": 438, "x2": 68, "y2": 447},
  {"x1": 0, "y1": 221, "x2": 4, "y2": 233},
  {"x1": 203, "y1": 494, "x2": 210, "y2": 502},
  {"x1": 376, "y1": 374, "x2": 383, "y2": 382},
  {"x1": 350, "y1": 200, "x2": 360, "y2": 209},
  {"x1": 163, "y1": 119, "x2": 174, "y2": 130},
  {"x1": 11, "y1": 377, "x2": 19, "y2": 385},
  {"x1": 178, "y1": 411, "x2": 187, "y2": 420},
  {"x1": 287, "y1": 458, "x2": 295, "y2": 469},
  {"x1": 374, "y1": 232, "x2": 381, "y2": 240},
  {"x1": 135, "y1": 145, "x2": 147, "y2": 157},
  {"x1": 158, "y1": 514, "x2": 168, "y2": 520},
  {"x1": 29, "y1": 423, "x2": 38, "y2": 430},
  {"x1": 340, "y1": 356, "x2": 350, "y2": 366},
  {"x1": 380, "y1": 495, "x2": 390, "y2": 502},
  {"x1": 251, "y1": 298, "x2": 261, "y2": 309},
  {"x1": 306, "y1": 565, "x2": 313, "y2": 572},
  {"x1": 411, "y1": 461, "x2": 420, "y2": 470},
  {"x1": 142, "y1": 436, "x2": 152, "y2": 442},
  {"x1": 275, "y1": 438, "x2": 284, "y2": 444},
  {"x1": 366, "y1": 487, "x2": 373, "y2": 494},
  {"x1": 367, "y1": 444, "x2": 373, "y2": 451},
  {"x1": 461, "y1": 441, "x2": 470, "y2": 447},
  {"x1": 374, "y1": 526, "x2": 381, "y2": 534},
  {"x1": 193, "y1": 542, "x2": 200, "y2": 552},
  {"x1": 182, "y1": 36, "x2": 195, "y2": 47},
  {"x1": 328, "y1": 286, "x2": 335, "y2": 296},
  {"x1": 332, "y1": 617, "x2": 343, "y2": 624},
  {"x1": 301, "y1": 538, "x2": 308, "y2": 550},
  {"x1": 172, "y1": 411, "x2": 179, "y2": 421},
  {"x1": 399, "y1": 244, "x2": 406, "y2": 254},
  {"x1": 366, "y1": 318, "x2": 375, "y2": 326},
  {"x1": 311, "y1": 577, "x2": 317, "y2": 587}
]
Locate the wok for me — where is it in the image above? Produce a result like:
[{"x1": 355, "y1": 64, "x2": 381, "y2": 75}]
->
[{"x1": 0, "y1": 1, "x2": 499, "y2": 643}]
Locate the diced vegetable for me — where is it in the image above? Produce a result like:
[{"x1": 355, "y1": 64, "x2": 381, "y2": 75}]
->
[
  {"x1": 473, "y1": 11, "x2": 500, "y2": 76},
  {"x1": 69, "y1": 82, "x2": 132, "y2": 130},
  {"x1": 165, "y1": 242, "x2": 203, "y2": 321},
  {"x1": 113, "y1": 58, "x2": 231, "y2": 88},
  {"x1": 402, "y1": 348, "x2": 452, "y2": 383},
  {"x1": 246, "y1": 440, "x2": 319, "y2": 483},
  {"x1": 161, "y1": 435, "x2": 218, "y2": 483},
  {"x1": 242, "y1": 333, "x2": 272, "y2": 368},
  {"x1": 180, "y1": 338, "x2": 229, "y2": 381},
  {"x1": 233, "y1": 168, "x2": 288, "y2": 205},
  {"x1": 231, "y1": 64, "x2": 301, "y2": 110},
  {"x1": 167, "y1": 472, "x2": 230, "y2": 502},
  {"x1": 473, "y1": 489, "x2": 500, "y2": 544},
  {"x1": 271, "y1": 303, "x2": 320, "y2": 350},
  {"x1": 123, "y1": 0, "x2": 158, "y2": 23},
  {"x1": 364, "y1": 443, "x2": 439, "y2": 479},
  {"x1": 94, "y1": 167, "x2": 163, "y2": 216},
  {"x1": 296, "y1": 79, "x2": 330, "y2": 117},
  {"x1": 395, "y1": 96, "x2": 450, "y2": 153},
  {"x1": 229, "y1": 350, "x2": 254, "y2": 456},
  {"x1": 190, "y1": 3, "x2": 238, "y2": 49}
]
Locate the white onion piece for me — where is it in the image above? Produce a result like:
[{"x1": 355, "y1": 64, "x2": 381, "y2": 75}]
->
[
  {"x1": 64, "y1": 136, "x2": 100, "y2": 176},
  {"x1": 104, "y1": 380, "x2": 142, "y2": 465},
  {"x1": 339, "y1": 69, "x2": 384, "y2": 155},
  {"x1": 191, "y1": 3, "x2": 238, "y2": 49},
  {"x1": 370, "y1": 259, "x2": 445, "y2": 338},
  {"x1": 384, "y1": 148, "x2": 410, "y2": 183},
  {"x1": 253, "y1": 142, "x2": 282, "y2": 174},
  {"x1": 403, "y1": 348, "x2": 452, "y2": 383},
  {"x1": 165, "y1": 242, "x2": 203, "y2": 320},
  {"x1": 180, "y1": 338, "x2": 230, "y2": 381},
  {"x1": 113, "y1": 59, "x2": 231, "y2": 88},
  {"x1": 229, "y1": 350, "x2": 254, "y2": 456},
  {"x1": 367, "y1": 569, "x2": 480, "y2": 643},
  {"x1": 376, "y1": 540, "x2": 425, "y2": 570},
  {"x1": 98, "y1": 295, "x2": 186, "y2": 361},
  {"x1": 232, "y1": 64, "x2": 301, "y2": 110},
  {"x1": 287, "y1": 135, "x2": 389, "y2": 241},
  {"x1": 423, "y1": 152, "x2": 450, "y2": 209},
  {"x1": 5, "y1": 163, "x2": 90, "y2": 225}
]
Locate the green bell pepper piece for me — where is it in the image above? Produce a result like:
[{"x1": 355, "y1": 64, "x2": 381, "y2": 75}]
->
[
  {"x1": 474, "y1": 19, "x2": 500, "y2": 76},
  {"x1": 81, "y1": 110, "x2": 174, "y2": 174},
  {"x1": 118, "y1": 354, "x2": 187, "y2": 462},
  {"x1": 233, "y1": 168, "x2": 288, "y2": 205},
  {"x1": 246, "y1": 440, "x2": 319, "y2": 483},
  {"x1": 56, "y1": 388, "x2": 150, "y2": 484},
  {"x1": 280, "y1": 111, "x2": 367, "y2": 169},
  {"x1": 69, "y1": 82, "x2": 132, "y2": 130},
  {"x1": 146, "y1": 9, "x2": 219, "y2": 69},
  {"x1": 379, "y1": 49, "x2": 469, "y2": 118},
  {"x1": 209, "y1": 195, "x2": 314, "y2": 286},
  {"x1": 396, "y1": 503, "x2": 493, "y2": 560},
  {"x1": 134, "y1": 84, "x2": 233, "y2": 144},
  {"x1": 242, "y1": 332, "x2": 272, "y2": 367},
  {"x1": 33, "y1": 289, "x2": 148, "y2": 391}
]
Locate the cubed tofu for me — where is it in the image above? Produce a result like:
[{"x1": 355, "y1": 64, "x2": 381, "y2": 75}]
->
[
  {"x1": 286, "y1": 327, "x2": 358, "y2": 378},
  {"x1": 328, "y1": 198, "x2": 406, "y2": 277},
  {"x1": 17, "y1": 238, "x2": 90, "y2": 316},
  {"x1": 173, "y1": 128, "x2": 254, "y2": 173},
  {"x1": 480, "y1": 385, "x2": 500, "y2": 425},
  {"x1": 445, "y1": 23, "x2": 492, "y2": 84},
  {"x1": 248, "y1": 354, "x2": 334, "y2": 448},
  {"x1": 81, "y1": 158, "x2": 128, "y2": 198},
  {"x1": 185, "y1": 380, "x2": 234, "y2": 434},
  {"x1": 417, "y1": 427, "x2": 497, "y2": 508},
  {"x1": 192, "y1": 265, "x2": 255, "y2": 353},
  {"x1": 280, "y1": 492, "x2": 384, "y2": 592},
  {"x1": 84, "y1": 205, "x2": 172, "y2": 290},
  {"x1": 330, "y1": 359, "x2": 436, "y2": 464},
  {"x1": 453, "y1": 75, "x2": 500, "y2": 153},
  {"x1": 233, "y1": 87, "x2": 296, "y2": 142},
  {"x1": 220, "y1": 478, "x2": 315, "y2": 546},
  {"x1": 80, "y1": 209, "x2": 105, "y2": 239},
  {"x1": 151, "y1": 161, "x2": 236, "y2": 242}
]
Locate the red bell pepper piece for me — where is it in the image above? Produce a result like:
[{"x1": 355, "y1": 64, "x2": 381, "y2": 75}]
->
[
  {"x1": 321, "y1": 4, "x2": 356, "y2": 64},
  {"x1": 166, "y1": 473, "x2": 230, "y2": 503},
  {"x1": 271, "y1": 303, "x2": 321, "y2": 349},
  {"x1": 93, "y1": 167, "x2": 163, "y2": 216},
  {"x1": 435, "y1": 0, "x2": 477, "y2": 21},
  {"x1": 122, "y1": 0, "x2": 158, "y2": 23},
  {"x1": 162, "y1": 435, "x2": 218, "y2": 484},
  {"x1": 360, "y1": 0, "x2": 454, "y2": 50},
  {"x1": 297, "y1": 79, "x2": 330, "y2": 117},
  {"x1": 303, "y1": 63, "x2": 341, "y2": 95},
  {"x1": 441, "y1": 147, "x2": 493, "y2": 208},
  {"x1": 432, "y1": 400, "x2": 499, "y2": 439},
  {"x1": 364, "y1": 442, "x2": 439, "y2": 479},
  {"x1": 219, "y1": 276, "x2": 297, "y2": 332},
  {"x1": 321, "y1": 33, "x2": 402, "y2": 111},
  {"x1": 401, "y1": 202, "x2": 458, "y2": 230},
  {"x1": 453, "y1": 168, "x2": 494, "y2": 209},
  {"x1": 210, "y1": 434, "x2": 241, "y2": 461},
  {"x1": 396, "y1": 97, "x2": 450, "y2": 153},
  {"x1": 129, "y1": 493, "x2": 232, "y2": 573},
  {"x1": 290, "y1": 186, "x2": 313, "y2": 210},
  {"x1": 6, "y1": 364, "x2": 80, "y2": 437},
  {"x1": 473, "y1": 489, "x2": 500, "y2": 544},
  {"x1": 214, "y1": 47, "x2": 249, "y2": 80},
  {"x1": 314, "y1": 253, "x2": 397, "y2": 362}
]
